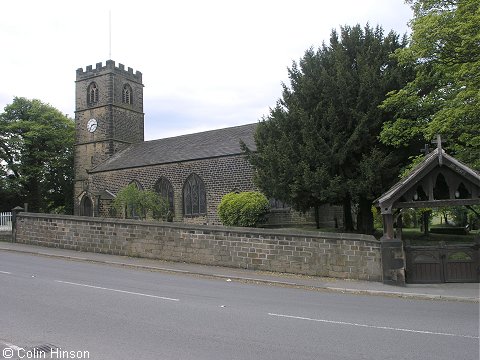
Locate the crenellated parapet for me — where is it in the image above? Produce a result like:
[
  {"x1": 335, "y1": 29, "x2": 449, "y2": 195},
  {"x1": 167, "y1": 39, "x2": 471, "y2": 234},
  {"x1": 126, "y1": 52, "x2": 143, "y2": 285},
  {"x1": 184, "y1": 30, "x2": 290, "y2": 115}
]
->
[{"x1": 76, "y1": 60, "x2": 142, "y2": 83}]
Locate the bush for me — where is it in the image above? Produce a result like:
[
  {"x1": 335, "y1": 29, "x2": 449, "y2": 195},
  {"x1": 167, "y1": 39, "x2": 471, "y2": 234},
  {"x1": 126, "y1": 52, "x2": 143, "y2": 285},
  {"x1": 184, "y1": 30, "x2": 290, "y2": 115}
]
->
[
  {"x1": 112, "y1": 184, "x2": 169, "y2": 220},
  {"x1": 218, "y1": 191, "x2": 270, "y2": 227}
]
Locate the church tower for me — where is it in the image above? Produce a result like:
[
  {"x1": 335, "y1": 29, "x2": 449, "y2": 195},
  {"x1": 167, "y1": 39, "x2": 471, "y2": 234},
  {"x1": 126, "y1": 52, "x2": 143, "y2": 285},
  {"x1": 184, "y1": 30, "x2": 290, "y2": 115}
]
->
[{"x1": 74, "y1": 60, "x2": 144, "y2": 215}]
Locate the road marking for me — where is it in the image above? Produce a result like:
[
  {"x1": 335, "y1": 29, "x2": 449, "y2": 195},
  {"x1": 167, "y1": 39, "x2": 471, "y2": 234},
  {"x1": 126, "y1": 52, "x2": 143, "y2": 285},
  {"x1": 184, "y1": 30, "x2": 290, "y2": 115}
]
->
[
  {"x1": 55, "y1": 280, "x2": 179, "y2": 302},
  {"x1": 0, "y1": 271, "x2": 11, "y2": 275},
  {"x1": 268, "y1": 313, "x2": 479, "y2": 340}
]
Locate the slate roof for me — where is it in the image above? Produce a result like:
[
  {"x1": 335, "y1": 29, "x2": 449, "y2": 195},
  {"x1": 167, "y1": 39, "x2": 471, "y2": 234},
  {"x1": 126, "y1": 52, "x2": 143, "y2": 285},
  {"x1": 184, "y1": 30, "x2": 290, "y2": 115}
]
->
[{"x1": 90, "y1": 123, "x2": 257, "y2": 173}]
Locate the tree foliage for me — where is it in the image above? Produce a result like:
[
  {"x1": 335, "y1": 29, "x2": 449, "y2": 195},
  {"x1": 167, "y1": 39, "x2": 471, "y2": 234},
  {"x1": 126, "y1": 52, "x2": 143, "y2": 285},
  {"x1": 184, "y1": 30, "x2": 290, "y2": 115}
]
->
[
  {"x1": 0, "y1": 97, "x2": 74, "y2": 213},
  {"x1": 244, "y1": 25, "x2": 411, "y2": 233},
  {"x1": 112, "y1": 183, "x2": 170, "y2": 221},
  {"x1": 380, "y1": 0, "x2": 480, "y2": 168},
  {"x1": 217, "y1": 191, "x2": 270, "y2": 227}
]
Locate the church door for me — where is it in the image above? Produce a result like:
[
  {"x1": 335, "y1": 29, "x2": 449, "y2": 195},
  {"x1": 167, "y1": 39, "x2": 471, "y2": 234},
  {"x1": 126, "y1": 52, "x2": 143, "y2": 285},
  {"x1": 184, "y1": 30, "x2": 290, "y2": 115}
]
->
[{"x1": 80, "y1": 196, "x2": 93, "y2": 217}]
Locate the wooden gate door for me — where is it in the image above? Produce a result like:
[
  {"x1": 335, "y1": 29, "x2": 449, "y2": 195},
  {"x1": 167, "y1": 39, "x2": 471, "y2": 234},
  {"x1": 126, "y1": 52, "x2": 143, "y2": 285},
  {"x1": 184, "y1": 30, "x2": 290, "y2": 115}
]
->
[
  {"x1": 444, "y1": 243, "x2": 480, "y2": 282},
  {"x1": 405, "y1": 242, "x2": 480, "y2": 284}
]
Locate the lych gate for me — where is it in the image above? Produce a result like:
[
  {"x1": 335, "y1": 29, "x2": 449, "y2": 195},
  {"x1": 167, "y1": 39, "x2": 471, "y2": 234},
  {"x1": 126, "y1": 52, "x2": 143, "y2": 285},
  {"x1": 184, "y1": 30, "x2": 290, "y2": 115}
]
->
[{"x1": 376, "y1": 138, "x2": 480, "y2": 285}]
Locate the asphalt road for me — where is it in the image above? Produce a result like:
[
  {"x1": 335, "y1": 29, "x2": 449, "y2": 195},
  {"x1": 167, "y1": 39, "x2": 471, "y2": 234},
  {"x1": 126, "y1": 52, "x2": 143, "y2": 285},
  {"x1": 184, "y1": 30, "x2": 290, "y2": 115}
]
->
[{"x1": 0, "y1": 251, "x2": 478, "y2": 360}]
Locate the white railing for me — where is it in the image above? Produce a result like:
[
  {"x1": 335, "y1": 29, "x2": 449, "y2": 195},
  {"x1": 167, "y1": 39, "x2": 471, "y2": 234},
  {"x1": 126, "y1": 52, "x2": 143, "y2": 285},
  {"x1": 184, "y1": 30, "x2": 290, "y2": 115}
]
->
[{"x1": 0, "y1": 212, "x2": 12, "y2": 231}]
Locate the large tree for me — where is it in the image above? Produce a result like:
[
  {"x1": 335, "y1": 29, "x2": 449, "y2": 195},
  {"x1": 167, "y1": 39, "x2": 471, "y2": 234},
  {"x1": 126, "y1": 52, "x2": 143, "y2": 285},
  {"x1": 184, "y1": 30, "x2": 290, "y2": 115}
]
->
[
  {"x1": 245, "y1": 25, "x2": 412, "y2": 232},
  {"x1": 380, "y1": 0, "x2": 480, "y2": 169},
  {"x1": 0, "y1": 97, "x2": 74, "y2": 213}
]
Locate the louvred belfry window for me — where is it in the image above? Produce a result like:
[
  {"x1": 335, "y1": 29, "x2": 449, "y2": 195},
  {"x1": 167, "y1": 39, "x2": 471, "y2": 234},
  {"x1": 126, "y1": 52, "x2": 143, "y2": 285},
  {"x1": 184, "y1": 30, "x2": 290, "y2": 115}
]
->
[
  {"x1": 88, "y1": 82, "x2": 99, "y2": 104},
  {"x1": 122, "y1": 84, "x2": 132, "y2": 104}
]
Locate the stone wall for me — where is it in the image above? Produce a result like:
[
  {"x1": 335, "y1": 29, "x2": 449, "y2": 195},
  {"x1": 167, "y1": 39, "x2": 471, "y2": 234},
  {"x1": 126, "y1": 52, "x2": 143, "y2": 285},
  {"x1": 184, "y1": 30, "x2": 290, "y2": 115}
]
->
[
  {"x1": 0, "y1": 231, "x2": 11, "y2": 242},
  {"x1": 14, "y1": 213, "x2": 382, "y2": 281},
  {"x1": 266, "y1": 205, "x2": 343, "y2": 228}
]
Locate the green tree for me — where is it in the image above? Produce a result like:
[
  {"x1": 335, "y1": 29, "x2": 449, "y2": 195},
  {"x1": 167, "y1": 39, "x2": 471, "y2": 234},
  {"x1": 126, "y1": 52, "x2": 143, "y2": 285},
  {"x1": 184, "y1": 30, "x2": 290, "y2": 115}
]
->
[
  {"x1": 0, "y1": 97, "x2": 74, "y2": 213},
  {"x1": 245, "y1": 25, "x2": 411, "y2": 232},
  {"x1": 380, "y1": 0, "x2": 480, "y2": 168},
  {"x1": 112, "y1": 183, "x2": 169, "y2": 220}
]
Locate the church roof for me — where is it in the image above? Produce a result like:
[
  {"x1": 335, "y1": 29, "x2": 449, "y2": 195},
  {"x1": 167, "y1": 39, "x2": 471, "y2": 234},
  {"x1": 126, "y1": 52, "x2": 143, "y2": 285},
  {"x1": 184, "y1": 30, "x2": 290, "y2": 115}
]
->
[{"x1": 90, "y1": 123, "x2": 257, "y2": 173}]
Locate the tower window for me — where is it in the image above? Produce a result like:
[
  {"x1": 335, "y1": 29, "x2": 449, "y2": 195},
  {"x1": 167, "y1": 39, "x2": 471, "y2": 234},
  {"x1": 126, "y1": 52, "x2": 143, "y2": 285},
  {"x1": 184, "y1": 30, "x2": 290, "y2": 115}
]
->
[
  {"x1": 122, "y1": 84, "x2": 132, "y2": 104},
  {"x1": 87, "y1": 82, "x2": 99, "y2": 104}
]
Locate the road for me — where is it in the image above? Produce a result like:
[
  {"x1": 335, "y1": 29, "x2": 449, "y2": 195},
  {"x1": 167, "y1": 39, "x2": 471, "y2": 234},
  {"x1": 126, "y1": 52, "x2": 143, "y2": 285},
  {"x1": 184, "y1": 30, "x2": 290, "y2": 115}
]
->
[{"x1": 0, "y1": 251, "x2": 478, "y2": 360}]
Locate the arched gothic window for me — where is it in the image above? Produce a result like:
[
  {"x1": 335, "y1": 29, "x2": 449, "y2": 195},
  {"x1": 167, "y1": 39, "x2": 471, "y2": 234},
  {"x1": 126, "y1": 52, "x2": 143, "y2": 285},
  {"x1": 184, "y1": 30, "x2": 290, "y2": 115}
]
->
[
  {"x1": 154, "y1": 177, "x2": 174, "y2": 212},
  {"x1": 183, "y1": 173, "x2": 206, "y2": 216},
  {"x1": 126, "y1": 180, "x2": 143, "y2": 219},
  {"x1": 129, "y1": 180, "x2": 143, "y2": 190},
  {"x1": 87, "y1": 82, "x2": 99, "y2": 104},
  {"x1": 122, "y1": 84, "x2": 132, "y2": 104}
]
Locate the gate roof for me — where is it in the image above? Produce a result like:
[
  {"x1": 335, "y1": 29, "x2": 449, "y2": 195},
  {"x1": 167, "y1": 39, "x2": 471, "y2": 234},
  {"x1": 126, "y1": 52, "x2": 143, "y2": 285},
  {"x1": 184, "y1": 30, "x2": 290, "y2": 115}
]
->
[{"x1": 376, "y1": 146, "x2": 480, "y2": 214}]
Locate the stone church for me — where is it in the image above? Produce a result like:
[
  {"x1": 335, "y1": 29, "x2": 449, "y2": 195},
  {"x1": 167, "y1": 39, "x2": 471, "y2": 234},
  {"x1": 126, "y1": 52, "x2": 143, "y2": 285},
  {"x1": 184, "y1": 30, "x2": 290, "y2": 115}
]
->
[{"x1": 74, "y1": 60, "x2": 339, "y2": 226}]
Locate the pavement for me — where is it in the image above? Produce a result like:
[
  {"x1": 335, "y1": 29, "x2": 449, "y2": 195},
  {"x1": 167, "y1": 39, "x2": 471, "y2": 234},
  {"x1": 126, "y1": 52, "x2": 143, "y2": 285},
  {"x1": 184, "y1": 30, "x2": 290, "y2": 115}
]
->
[{"x1": 0, "y1": 241, "x2": 478, "y2": 303}]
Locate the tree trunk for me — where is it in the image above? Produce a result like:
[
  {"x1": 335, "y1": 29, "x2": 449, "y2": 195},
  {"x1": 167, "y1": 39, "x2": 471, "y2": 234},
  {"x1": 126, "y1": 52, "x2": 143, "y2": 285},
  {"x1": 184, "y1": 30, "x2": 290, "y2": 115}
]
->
[
  {"x1": 25, "y1": 178, "x2": 40, "y2": 212},
  {"x1": 357, "y1": 197, "x2": 374, "y2": 234},
  {"x1": 423, "y1": 211, "x2": 430, "y2": 236},
  {"x1": 314, "y1": 205, "x2": 320, "y2": 229},
  {"x1": 343, "y1": 195, "x2": 354, "y2": 232}
]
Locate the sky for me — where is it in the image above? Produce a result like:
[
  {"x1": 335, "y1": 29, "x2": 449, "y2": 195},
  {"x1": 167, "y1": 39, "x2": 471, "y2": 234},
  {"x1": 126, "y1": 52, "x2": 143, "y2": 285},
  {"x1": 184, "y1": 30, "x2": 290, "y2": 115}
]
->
[{"x1": 1, "y1": 0, "x2": 413, "y2": 141}]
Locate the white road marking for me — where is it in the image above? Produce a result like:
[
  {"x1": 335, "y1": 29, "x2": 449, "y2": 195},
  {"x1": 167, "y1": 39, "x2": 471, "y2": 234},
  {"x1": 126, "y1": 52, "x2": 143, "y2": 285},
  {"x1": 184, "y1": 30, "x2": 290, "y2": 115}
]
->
[
  {"x1": 0, "y1": 271, "x2": 11, "y2": 274},
  {"x1": 55, "y1": 280, "x2": 179, "y2": 302},
  {"x1": 268, "y1": 313, "x2": 479, "y2": 339}
]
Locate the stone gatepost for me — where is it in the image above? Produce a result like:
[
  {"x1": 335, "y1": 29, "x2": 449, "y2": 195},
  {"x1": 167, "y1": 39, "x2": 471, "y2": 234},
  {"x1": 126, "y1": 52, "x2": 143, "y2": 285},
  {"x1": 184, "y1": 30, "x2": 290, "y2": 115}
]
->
[
  {"x1": 11, "y1": 206, "x2": 24, "y2": 243},
  {"x1": 380, "y1": 212, "x2": 406, "y2": 286}
]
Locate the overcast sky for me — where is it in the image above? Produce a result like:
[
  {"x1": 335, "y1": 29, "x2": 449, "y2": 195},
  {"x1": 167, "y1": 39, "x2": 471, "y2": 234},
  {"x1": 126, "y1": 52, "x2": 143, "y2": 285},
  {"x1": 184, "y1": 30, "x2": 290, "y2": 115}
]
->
[{"x1": 1, "y1": 0, "x2": 412, "y2": 140}]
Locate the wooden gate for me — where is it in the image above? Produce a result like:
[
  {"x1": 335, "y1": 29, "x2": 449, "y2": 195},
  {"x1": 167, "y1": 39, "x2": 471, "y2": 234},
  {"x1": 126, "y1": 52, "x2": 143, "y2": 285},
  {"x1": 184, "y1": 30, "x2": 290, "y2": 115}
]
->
[{"x1": 405, "y1": 242, "x2": 480, "y2": 283}]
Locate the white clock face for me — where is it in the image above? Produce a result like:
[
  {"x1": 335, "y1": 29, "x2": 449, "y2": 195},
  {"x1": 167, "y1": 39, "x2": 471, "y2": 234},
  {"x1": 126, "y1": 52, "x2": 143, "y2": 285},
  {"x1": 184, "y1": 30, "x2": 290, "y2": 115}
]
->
[{"x1": 87, "y1": 118, "x2": 98, "y2": 133}]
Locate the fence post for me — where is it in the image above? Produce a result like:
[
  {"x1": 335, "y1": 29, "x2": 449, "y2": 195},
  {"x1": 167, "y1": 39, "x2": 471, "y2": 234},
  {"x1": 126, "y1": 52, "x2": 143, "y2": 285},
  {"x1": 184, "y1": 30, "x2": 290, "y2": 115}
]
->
[{"x1": 11, "y1": 206, "x2": 24, "y2": 243}]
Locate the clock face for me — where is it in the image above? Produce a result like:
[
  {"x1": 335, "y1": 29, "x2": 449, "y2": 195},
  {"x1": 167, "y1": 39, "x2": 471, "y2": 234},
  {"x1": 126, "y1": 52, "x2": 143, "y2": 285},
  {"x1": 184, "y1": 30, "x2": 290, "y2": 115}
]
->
[{"x1": 87, "y1": 118, "x2": 98, "y2": 133}]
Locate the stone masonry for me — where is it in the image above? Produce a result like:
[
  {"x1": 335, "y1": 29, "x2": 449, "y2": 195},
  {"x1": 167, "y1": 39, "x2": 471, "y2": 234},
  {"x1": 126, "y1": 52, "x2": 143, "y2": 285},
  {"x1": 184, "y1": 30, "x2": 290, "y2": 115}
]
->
[
  {"x1": 91, "y1": 154, "x2": 256, "y2": 225},
  {"x1": 74, "y1": 60, "x2": 144, "y2": 215},
  {"x1": 15, "y1": 213, "x2": 382, "y2": 281}
]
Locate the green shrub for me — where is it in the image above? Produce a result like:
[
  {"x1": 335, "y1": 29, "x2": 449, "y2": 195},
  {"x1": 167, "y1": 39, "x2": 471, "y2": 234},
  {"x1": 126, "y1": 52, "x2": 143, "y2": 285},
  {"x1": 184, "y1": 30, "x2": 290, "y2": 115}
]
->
[
  {"x1": 218, "y1": 191, "x2": 270, "y2": 227},
  {"x1": 372, "y1": 206, "x2": 383, "y2": 230}
]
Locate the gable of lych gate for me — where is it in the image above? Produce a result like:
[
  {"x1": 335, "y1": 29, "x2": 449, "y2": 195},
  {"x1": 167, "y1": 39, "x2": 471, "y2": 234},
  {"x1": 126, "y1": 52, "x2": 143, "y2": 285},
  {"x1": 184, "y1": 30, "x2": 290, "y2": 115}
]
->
[{"x1": 376, "y1": 148, "x2": 480, "y2": 215}]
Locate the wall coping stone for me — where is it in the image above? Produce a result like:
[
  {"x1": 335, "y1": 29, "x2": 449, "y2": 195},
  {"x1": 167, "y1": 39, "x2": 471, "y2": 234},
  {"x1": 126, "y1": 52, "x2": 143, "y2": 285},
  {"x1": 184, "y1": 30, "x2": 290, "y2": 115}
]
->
[{"x1": 17, "y1": 213, "x2": 379, "y2": 244}]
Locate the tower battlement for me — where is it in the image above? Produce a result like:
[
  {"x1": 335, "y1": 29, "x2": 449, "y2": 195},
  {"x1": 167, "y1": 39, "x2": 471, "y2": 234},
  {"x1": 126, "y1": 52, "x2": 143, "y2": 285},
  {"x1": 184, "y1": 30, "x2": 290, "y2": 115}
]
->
[{"x1": 76, "y1": 60, "x2": 142, "y2": 83}]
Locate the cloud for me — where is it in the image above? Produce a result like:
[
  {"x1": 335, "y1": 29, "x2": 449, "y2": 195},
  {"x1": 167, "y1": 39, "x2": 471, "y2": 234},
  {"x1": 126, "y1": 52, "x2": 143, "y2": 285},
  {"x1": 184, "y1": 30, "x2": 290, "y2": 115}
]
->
[{"x1": 0, "y1": 0, "x2": 412, "y2": 137}]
